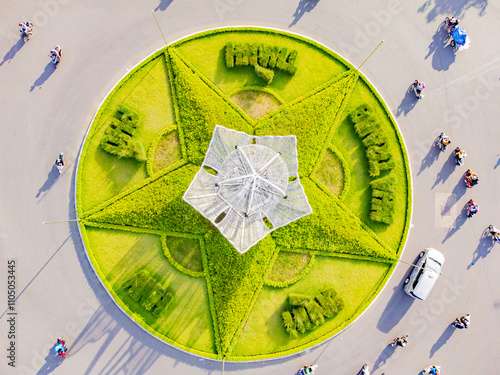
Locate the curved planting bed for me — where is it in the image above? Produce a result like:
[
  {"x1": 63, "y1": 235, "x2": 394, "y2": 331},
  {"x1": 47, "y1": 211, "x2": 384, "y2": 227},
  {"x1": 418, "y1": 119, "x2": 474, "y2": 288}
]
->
[{"x1": 76, "y1": 27, "x2": 411, "y2": 361}]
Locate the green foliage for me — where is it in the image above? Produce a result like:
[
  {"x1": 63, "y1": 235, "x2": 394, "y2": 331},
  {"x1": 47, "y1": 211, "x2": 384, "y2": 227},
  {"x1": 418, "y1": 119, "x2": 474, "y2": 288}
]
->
[
  {"x1": 100, "y1": 105, "x2": 146, "y2": 161},
  {"x1": 225, "y1": 42, "x2": 298, "y2": 76},
  {"x1": 272, "y1": 179, "x2": 395, "y2": 260},
  {"x1": 370, "y1": 176, "x2": 396, "y2": 225},
  {"x1": 283, "y1": 288, "x2": 343, "y2": 335},
  {"x1": 163, "y1": 234, "x2": 204, "y2": 276},
  {"x1": 265, "y1": 251, "x2": 314, "y2": 288},
  {"x1": 203, "y1": 230, "x2": 277, "y2": 355},
  {"x1": 167, "y1": 49, "x2": 253, "y2": 165},
  {"x1": 281, "y1": 311, "x2": 298, "y2": 337},
  {"x1": 84, "y1": 164, "x2": 211, "y2": 235},
  {"x1": 254, "y1": 64, "x2": 274, "y2": 83},
  {"x1": 350, "y1": 103, "x2": 394, "y2": 177},
  {"x1": 256, "y1": 72, "x2": 357, "y2": 175},
  {"x1": 123, "y1": 270, "x2": 173, "y2": 317}
]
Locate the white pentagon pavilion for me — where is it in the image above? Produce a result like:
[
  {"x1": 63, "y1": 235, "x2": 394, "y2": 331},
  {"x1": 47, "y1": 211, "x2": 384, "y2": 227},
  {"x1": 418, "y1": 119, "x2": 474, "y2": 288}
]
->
[{"x1": 183, "y1": 125, "x2": 313, "y2": 253}]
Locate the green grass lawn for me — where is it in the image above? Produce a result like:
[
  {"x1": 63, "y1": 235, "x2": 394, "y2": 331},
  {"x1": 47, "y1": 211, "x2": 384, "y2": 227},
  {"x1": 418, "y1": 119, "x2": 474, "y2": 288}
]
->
[{"x1": 77, "y1": 28, "x2": 410, "y2": 361}]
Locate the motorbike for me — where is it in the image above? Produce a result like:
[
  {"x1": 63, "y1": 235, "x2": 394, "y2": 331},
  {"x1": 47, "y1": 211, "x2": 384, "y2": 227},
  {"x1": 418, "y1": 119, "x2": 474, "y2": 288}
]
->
[
  {"x1": 438, "y1": 132, "x2": 451, "y2": 152},
  {"x1": 50, "y1": 46, "x2": 62, "y2": 67},
  {"x1": 450, "y1": 26, "x2": 470, "y2": 52},
  {"x1": 298, "y1": 364, "x2": 317, "y2": 375},
  {"x1": 357, "y1": 364, "x2": 370, "y2": 375},
  {"x1": 390, "y1": 335, "x2": 408, "y2": 347},
  {"x1": 452, "y1": 314, "x2": 470, "y2": 329},
  {"x1": 454, "y1": 147, "x2": 466, "y2": 166},
  {"x1": 488, "y1": 225, "x2": 500, "y2": 244},
  {"x1": 54, "y1": 337, "x2": 68, "y2": 358},
  {"x1": 467, "y1": 199, "x2": 478, "y2": 218},
  {"x1": 464, "y1": 169, "x2": 479, "y2": 188},
  {"x1": 421, "y1": 365, "x2": 440, "y2": 375},
  {"x1": 413, "y1": 79, "x2": 425, "y2": 100},
  {"x1": 55, "y1": 153, "x2": 64, "y2": 174},
  {"x1": 19, "y1": 21, "x2": 33, "y2": 42}
]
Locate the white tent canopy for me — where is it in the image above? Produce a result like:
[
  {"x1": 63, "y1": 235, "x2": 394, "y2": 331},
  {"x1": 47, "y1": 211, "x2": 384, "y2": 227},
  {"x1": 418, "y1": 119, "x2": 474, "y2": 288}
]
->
[{"x1": 183, "y1": 125, "x2": 312, "y2": 254}]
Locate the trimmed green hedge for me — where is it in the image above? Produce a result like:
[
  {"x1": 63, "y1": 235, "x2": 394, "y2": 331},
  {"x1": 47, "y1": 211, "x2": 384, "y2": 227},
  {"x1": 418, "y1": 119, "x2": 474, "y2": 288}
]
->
[
  {"x1": 282, "y1": 289, "x2": 344, "y2": 336},
  {"x1": 123, "y1": 269, "x2": 173, "y2": 317},
  {"x1": 225, "y1": 42, "x2": 298, "y2": 75},
  {"x1": 350, "y1": 104, "x2": 395, "y2": 177}
]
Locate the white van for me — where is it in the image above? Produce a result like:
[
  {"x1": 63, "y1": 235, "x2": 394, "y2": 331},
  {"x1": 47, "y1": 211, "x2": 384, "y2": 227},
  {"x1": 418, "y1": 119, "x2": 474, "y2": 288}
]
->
[{"x1": 404, "y1": 248, "x2": 444, "y2": 301}]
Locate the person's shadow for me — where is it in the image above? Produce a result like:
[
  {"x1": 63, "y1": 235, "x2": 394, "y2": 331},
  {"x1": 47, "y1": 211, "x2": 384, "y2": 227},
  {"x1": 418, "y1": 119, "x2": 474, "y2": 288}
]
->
[
  {"x1": 395, "y1": 83, "x2": 418, "y2": 117},
  {"x1": 290, "y1": 0, "x2": 319, "y2": 27},
  {"x1": 417, "y1": 136, "x2": 442, "y2": 175},
  {"x1": 468, "y1": 231, "x2": 495, "y2": 269},
  {"x1": 424, "y1": 24, "x2": 456, "y2": 71},
  {"x1": 431, "y1": 152, "x2": 455, "y2": 189},
  {"x1": 154, "y1": 0, "x2": 173, "y2": 11},
  {"x1": 373, "y1": 344, "x2": 400, "y2": 372},
  {"x1": 31, "y1": 62, "x2": 56, "y2": 91},
  {"x1": 36, "y1": 166, "x2": 60, "y2": 199},
  {"x1": 36, "y1": 343, "x2": 65, "y2": 374},
  {"x1": 429, "y1": 324, "x2": 455, "y2": 357},
  {"x1": 0, "y1": 39, "x2": 25, "y2": 67},
  {"x1": 442, "y1": 203, "x2": 468, "y2": 243}
]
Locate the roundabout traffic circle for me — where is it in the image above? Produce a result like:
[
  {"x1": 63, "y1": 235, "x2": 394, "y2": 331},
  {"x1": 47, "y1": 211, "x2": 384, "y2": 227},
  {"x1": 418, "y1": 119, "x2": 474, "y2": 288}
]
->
[{"x1": 76, "y1": 27, "x2": 411, "y2": 361}]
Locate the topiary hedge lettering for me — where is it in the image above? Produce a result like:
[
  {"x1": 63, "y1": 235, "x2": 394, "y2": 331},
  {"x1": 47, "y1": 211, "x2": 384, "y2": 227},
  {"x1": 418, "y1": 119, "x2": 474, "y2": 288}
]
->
[
  {"x1": 123, "y1": 270, "x2": 173, "y2": 317},
  {"x1": 281, "y1": 289, "x2": 345, "y2": 336},
  {"x1": 350, "y1": 104, "x2": 394, "y2": 177},
  {"x1": 370, "y1": 175, "x2": 396, "y2": 225},
  {"x1": 100, "y1": 105, "x2": 146, "y2": 161},
  {"x1": 225, "y1": 42, "x2": 298, "y2": 83}
]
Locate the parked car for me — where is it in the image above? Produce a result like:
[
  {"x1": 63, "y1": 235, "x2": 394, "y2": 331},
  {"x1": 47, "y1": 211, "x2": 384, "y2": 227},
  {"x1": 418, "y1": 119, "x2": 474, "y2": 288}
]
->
[{"x1": 404, "y1": 248, "x2": 444, "y2": 301}]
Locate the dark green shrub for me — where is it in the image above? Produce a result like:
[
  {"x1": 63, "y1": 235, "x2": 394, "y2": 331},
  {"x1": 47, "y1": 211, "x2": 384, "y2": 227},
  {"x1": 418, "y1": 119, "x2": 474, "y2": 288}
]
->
[
  {"x1": 289, "y1": 294, "x2": 312, "y2": 307},
  {"x1": 254, "y1": 64, "x2": 274, "y2": 83},
  {"x1": 332, "y1": 297, "x2": 345, "y2": 312},
  {"x1": 354, "y1": 121, "x2": 380, "y2": 138},
  {"x1": 281, "y1": 311, "x2": 298, "y2": 337},
  {"x1": 152, "y1": 291, "x2": 173, "y2": 317},
  {"x1": 292, "y1": 306, "x2": 311, "y2": 333},
  {"x1": 362, "y1": 132, "x2": 386, "y2": 147},
  {"x1": 305, "y1": 300, "x2": 325, "y2": 326},
  {"x1": 225, "y1": 42, "x2": 235, "y2": 68},
  {"x1": 282, "y1": 288, "x2": 344, "y2": 335},
  {"x1": 249, "y1": 43, "x2": 259, "y2": 66},
  {"x1": 370, "y1": 176, "x2": 396, "y2": 224},
  {"x1": 258, "y1": 43, "x2": 271, "y2": 67},
  {"x1": 350, "y1": 103, "x2": 373, "y2": 124},
  {"x1": 224, "y1": 42, "x2": 298, "y2": 76},
  {"x1": 100, "y1": 105, "x2": 146, "y2": 161},
  {"x1": 123, "y1": 270, "x2": 174, "y2": 317}
]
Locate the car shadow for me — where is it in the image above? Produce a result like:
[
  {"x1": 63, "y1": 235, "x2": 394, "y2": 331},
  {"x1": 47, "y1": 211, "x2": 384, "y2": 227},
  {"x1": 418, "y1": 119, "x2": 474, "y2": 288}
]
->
[
  {"x1": 442, "y1": 203, "x2": 468, "y2": 243},
  {"x1": 31, "y1": 62, "x2": 56, "y2": 91},
  {"x1": 395, "y1": 84, "x2": 418, "y2": 118},
  {"x1": 377, "y1": 276, "x2": 416, "y2": 333},
  {"x1": 468, "y1": 230, "x2": 494, "y2": 268},
  {"x1": 429, "y1": 324, "x2": 455, "y2": 358},
  {"x1": 417, "y1": 137, "x2": 442, "y2": 175},
  {"x1": 431, "y1": 152, "x2": 456, "y2": 189},
  {"x1": 0, "y1": 38, "x2": 25, "y2": 67},
  {"x1": 289, "y1": 0, "x2": 319, "y2": 27},
  {"x1": 424, "y1": 24, "x2": 456, "y2": 71}
]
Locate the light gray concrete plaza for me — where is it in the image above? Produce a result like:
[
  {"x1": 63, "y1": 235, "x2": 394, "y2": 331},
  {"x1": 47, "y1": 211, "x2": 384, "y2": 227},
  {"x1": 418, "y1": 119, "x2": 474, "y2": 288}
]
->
[{"x1": 1, "y1": 0, "x2": 499, "y2": 374}]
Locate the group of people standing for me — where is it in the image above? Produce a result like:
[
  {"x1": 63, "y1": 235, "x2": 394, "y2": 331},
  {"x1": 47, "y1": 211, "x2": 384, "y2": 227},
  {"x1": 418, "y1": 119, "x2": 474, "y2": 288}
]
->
[{"x1": 18, "y1": 21, "x2": 62, "y2": 67}]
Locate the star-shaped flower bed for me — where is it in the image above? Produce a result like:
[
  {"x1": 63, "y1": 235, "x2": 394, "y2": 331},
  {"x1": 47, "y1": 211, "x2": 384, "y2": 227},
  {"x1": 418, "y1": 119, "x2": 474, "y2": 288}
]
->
[{"x1": 76, "y1": 28, "x2": 411, "y2": 361}]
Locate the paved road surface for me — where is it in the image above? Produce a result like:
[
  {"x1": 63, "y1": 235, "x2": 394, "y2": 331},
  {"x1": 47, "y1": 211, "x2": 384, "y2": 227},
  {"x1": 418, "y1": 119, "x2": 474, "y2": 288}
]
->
[{"x1": 1, "y1": 0, "x2": 499, "y2": 374}]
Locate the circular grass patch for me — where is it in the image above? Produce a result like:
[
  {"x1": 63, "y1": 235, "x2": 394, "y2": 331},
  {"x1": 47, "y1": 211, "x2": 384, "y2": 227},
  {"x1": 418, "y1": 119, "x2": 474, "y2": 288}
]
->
[{"x1": 76, "y1": 27, "x2": 411, "y2": 361}]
